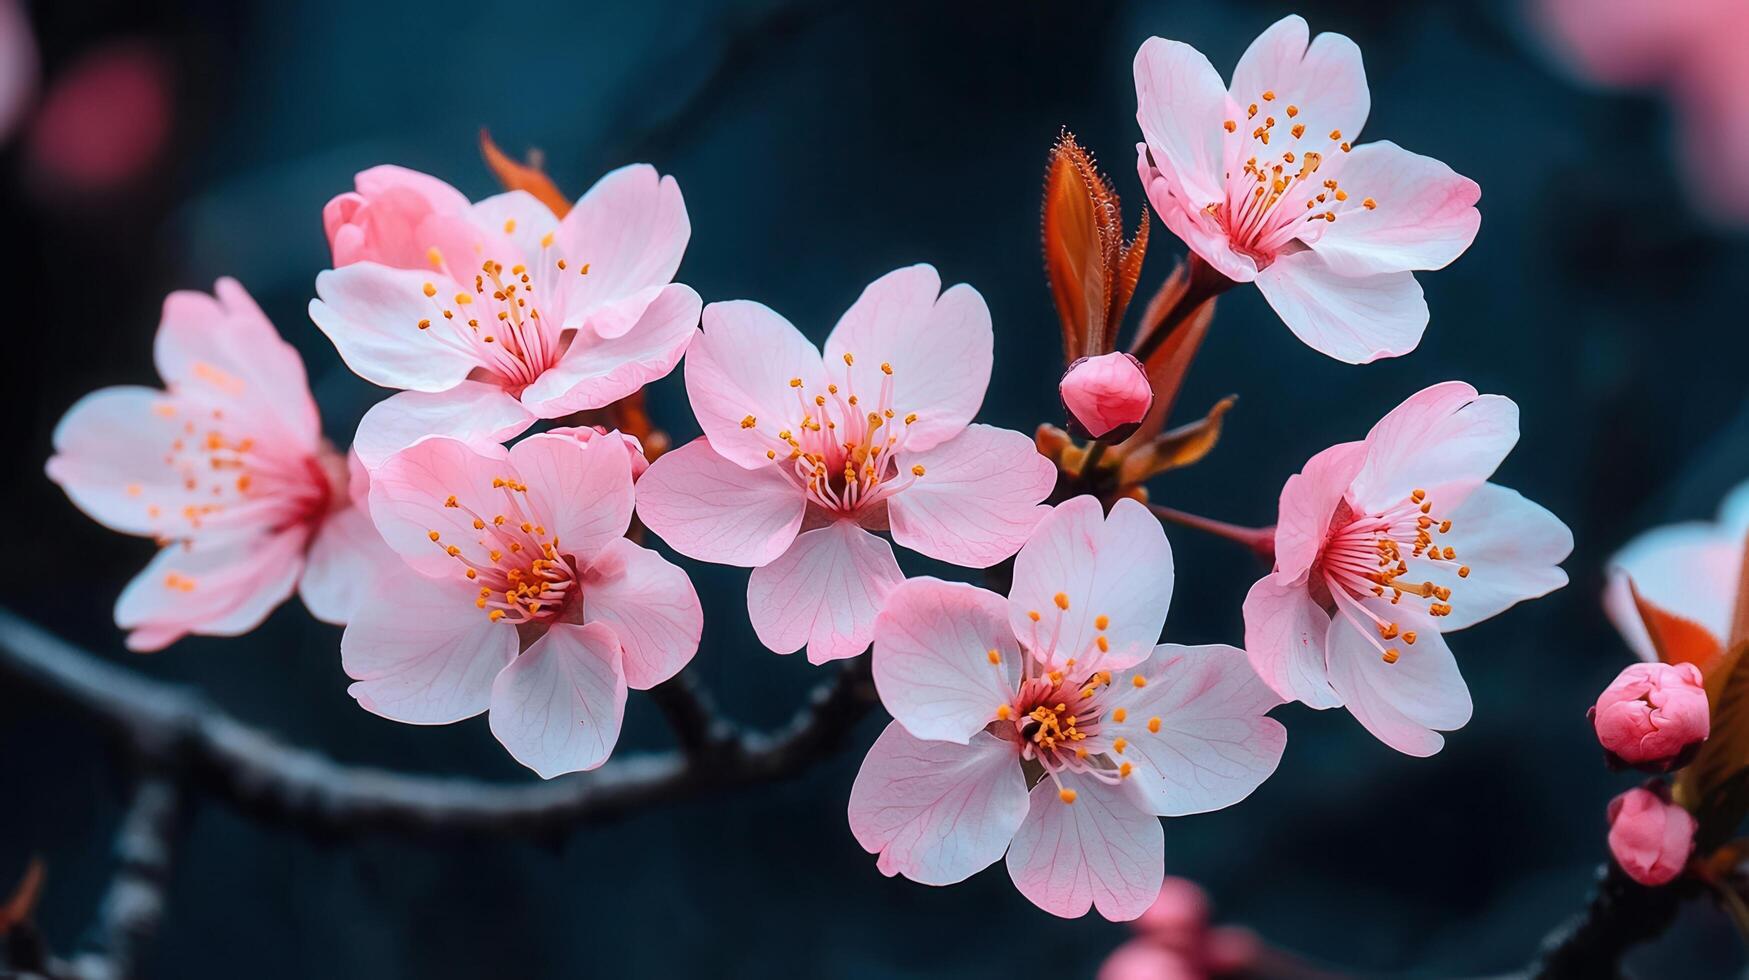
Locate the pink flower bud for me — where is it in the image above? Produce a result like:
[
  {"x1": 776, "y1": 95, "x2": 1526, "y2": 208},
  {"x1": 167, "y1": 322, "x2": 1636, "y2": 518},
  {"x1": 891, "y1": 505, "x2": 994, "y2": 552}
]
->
[
  {"x1": 1131, "y1": 877, "x2": 1209, "y2": 949},
  {"x1": 546, "y1": 425, "x2": 650, "y2": 479},
  {"x1": 1606, "y1": 785, "x2": 1696, "y2": 886},
  {"x1": 1589, "y1": 662, "x2": 1709, "y2": 771},
  {"x1": 1060, "y1": 351, "x2": 1152, "y2": 440}
]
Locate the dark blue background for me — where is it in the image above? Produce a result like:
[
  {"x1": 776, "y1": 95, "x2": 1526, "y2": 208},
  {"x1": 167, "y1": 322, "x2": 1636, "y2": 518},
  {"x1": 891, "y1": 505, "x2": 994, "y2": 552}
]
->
[{"x1": 4, "y1": 0, "x2": 1747, "y2": 975}]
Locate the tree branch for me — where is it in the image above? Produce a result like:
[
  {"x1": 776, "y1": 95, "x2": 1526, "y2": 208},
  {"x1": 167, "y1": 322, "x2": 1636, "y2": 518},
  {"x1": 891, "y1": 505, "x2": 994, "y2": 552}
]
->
[
  {"x1": 0, "y1": 609, "x2": 877, "y2": 840},
  {"x1": 1529, "y1": 864, "x2": 1685, "y2": 979}
]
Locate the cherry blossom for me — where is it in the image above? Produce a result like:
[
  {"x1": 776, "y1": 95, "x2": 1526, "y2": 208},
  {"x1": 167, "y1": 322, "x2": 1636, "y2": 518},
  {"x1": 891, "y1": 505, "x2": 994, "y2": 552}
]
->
[
  {"x1": 348, "y1": 433, "x2": 701, "y2": 777},
  {"x1": 1132, "y1": 15, "x2": 1480, "y2": 363},
  {"x1": 636, "y1": 265, "x2": 1056, "y2": 664},
  {"x1": 1243, "y1": 382, "x2": 1571, "y2": 755},
  {"x1": 1061, "y1": 351, "x2": 1153, "y2": 440},
  {"x1": 1591, "y1": 662, "x2": 1710, "y2": 773},
  {"x1": 1603, "y1": 478, "x2": 1749, "y2": 667},
  {"x1": 311, "y1": 164, "x2": 700, "y2": 469},
  {"x1": 848, "y1": 497, "x2": 1285, "y2": 920},
  {"x1": 46, "y1": 279, "x2": 382, "y2": 651}
]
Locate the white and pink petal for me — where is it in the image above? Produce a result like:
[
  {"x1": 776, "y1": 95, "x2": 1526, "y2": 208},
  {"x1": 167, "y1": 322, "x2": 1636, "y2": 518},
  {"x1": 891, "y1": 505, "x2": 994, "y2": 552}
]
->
[
  {"x1": 872, "y1": 578, "x2": 1021, "y2": 743},
  {"x1": 888, "y1": 424, "x2": 1055, "y2": 568},
  {"x1": 746, "y1": 520, "x2": 904, "y2": 664},
  {"x1": 488, "y1": 621, "x2": 627, "y2": 778}
]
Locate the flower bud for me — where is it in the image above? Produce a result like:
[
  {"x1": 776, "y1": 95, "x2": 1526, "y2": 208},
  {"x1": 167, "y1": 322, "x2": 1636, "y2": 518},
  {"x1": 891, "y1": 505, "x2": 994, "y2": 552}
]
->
[
  {"x1": 1589, "y1": 662, "x2": 1709, "y2": 771},
  {"x1": 1060, "y1": 351, "x2": 1152, "y2": 441},
  {"x1": 546, "y1": 425, "x2": 650, "y2": 480},
  {"x1": 1606, "y1": 785, "x2": 1696, "y2": 886}
]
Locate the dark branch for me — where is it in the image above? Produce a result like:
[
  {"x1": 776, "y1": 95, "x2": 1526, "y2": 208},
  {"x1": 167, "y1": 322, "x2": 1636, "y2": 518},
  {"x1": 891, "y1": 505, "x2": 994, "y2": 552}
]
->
[
  {"x1": 1529, "y1": 863, "x2": 1685, "y2": 980},
  {"x1": 60, "y1": 777, "x2": 186, "y2": 980},
  {"x1": 0, "y1": 609, "x2": 877, "y2": 840}
]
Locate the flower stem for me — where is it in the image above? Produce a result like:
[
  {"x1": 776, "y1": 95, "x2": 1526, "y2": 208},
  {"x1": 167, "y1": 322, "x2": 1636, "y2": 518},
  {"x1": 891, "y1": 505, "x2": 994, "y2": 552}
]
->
[{"x1": 1149, "y1": 504, "x2": 1274, "y2": 558}]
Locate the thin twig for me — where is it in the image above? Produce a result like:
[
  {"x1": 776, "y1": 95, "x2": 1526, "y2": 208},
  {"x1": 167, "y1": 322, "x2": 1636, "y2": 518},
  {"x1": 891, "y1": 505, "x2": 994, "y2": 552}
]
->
[{"x1": 0, "y1": 609, "x2": 877, "y2": 840}]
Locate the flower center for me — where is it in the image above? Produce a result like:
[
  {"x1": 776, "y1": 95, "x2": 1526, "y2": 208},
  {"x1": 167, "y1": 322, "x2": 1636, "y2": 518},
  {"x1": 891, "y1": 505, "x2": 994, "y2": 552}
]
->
[
  {"x1": 140, "y1": 379, "x2": 331, "y2": 538},
  {"x1": 1210, "y1": 90, "x2": 1374, "y2": 264},
  {"x1": 993, "y1": 594, "x2": 1154, "y2": 804},
  {"x1": 1319, "y1": 487, "x2": 1470, "y2": 664},
  {"x1": 414, "y1": 230, "x2": 586, "y2": 391},
  {"x1": 740, "y1": 352, "x2": 923, "y2": 515},
  {"x1": 425, "y1": 475, "x2": 576, "y2": 625}
]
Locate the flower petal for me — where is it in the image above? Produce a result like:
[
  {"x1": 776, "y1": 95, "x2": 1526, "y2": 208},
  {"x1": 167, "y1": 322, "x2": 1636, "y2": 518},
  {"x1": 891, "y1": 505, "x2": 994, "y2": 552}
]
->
[
  {"x1": 1241, "y1": 575, "x2": 1342, "y2": 709},
  {"x1": 47, "y1": 386, "x2": 200, "y2": 536},
  {"x1": 553, "y1": 164, "x2": 689, "y2": 313},
  {"x1": 1326, "y1": 595, "x2": 1471, "y2": 756},
  {"x1": 889, "y1": 424, "x2": 1055, "y2": 568},
  {"x1": 517, "y1": 282, "x2": 700, "y2": 418},
  {"x1": 1133, "y1": 36, "x2": 1230, "y2": 206},
  {"x1": 1404, "y1": 483, "x2": 1571, "y2": 631},
  {"x1": 635, "y1": 438, "x2": 805, "y2": 567},
  {"x1": 1228, "y1": 15, "x2": 1369, "y2": 149},
  {"x1": 822, "y1": 266, "x2": 993, "y2": 452},
  {"x1": 299, "y1": 504, "x2": 392, "y2": 625},
  {"x1": 310, "y1": 263, "x2": 483, "y2": 391},
  {"x1": 1104, "y1": 643, "x2": 1286, "y2": 816},
  {"x1": 582, "y1": 538, "x2": 703, "y2": 690},
  {"x1": 367, "y1": 436, "x2": 511, "y2": 578},
  {"x1": 1009, "y1": 497, "x2": 1173, "y2": 672},
  {"x1": 1272, "y1": 439, "x2": 1365, "y2": 582},
  {"x1": 488, "y1": 621, "x2": 627, "y2": 778},
  {"x1": 508, "y1": 431, "x2": 633, "y2": 564},
  {"x1": 342, "y1": 570, "x2": 516, "y2": 724},
  {"x1": 746, "y1": 520, "x2": 904, "y2": 663},
  {"x1": 1606, "y1": 522, "x2": 1740, "y2": 661},
  {"x1": 684, "y1": 300, "x2": 829, "y2": 470},
  {"x1": 155, "y1": 278, "x2": 320, "y2": 450},
  {"x1": 1311, "y1": 141, "x2": 1481, "y2": 276},
  {"x1": 1253, "y1": 249, "x2": 1427, "y2": 364},
  {"x1": 352, "y1": 382, "x2": 536, "y2": 471},
  {"x1": 1005, "y1": 776, "x2": 1164, "y2": 921},
  {"x1": 848, "y1": 722, "x2": 1029, "y2": 886},
  {"x1": 115, "y1": 528, "x2": 307, "y2": 651},
  {"x1": 1349, "y1": 381, "x2": 1519, "y2": 513},
  {"x1": 872, "y1": 578, "x2": 1021, "y2": 743}
]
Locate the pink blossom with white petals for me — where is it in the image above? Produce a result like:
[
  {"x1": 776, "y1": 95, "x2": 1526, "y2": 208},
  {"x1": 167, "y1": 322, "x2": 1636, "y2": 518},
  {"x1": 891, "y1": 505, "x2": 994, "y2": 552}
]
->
[
  {"x1": 636, "y1": 265, "x2": 1057, "y2": 664},
  {"x1": 848, "y1": 497, "x2": 1285, "y2": 921},
  {"x1": 1242, "y1": 382, "x2": 1571, "y2": 755},
  {"x1": 46, "y1": 279, "x2": 387, "y2": 651},
  {"x1": 1133, "y1": 15, "x2": 1481, "y2": 363},
  {"x1": 348, "y1": 433, "x2": 701, "y2": 778},
  {"x1": 311, "y1": 164, "x2": 701, "y2": 469}
]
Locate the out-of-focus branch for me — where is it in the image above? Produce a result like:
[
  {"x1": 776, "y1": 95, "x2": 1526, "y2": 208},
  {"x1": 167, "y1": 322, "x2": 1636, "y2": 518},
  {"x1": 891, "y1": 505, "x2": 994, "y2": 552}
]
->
[
  {"x1": 58, "y1": 778, "x2": 186, "y2": 980},
  {"x1": 0, "y1": 609, "x2": 877, "y2": 839},
  {"x1": 1528, "y1": 864, "x2": 1684, "y2": 980}
]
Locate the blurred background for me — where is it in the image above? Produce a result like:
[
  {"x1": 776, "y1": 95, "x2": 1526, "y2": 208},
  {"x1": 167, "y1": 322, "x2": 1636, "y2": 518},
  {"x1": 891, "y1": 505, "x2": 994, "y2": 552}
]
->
[{"x1": 3, "y1": 0, "x2": 1747, "y2": 976}]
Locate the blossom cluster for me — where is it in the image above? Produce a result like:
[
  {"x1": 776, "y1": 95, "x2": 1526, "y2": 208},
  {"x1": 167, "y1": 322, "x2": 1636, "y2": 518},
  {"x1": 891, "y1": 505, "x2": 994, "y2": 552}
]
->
[{"x1": 42, "y1": 15, "x2": 1581, "y2": 921}]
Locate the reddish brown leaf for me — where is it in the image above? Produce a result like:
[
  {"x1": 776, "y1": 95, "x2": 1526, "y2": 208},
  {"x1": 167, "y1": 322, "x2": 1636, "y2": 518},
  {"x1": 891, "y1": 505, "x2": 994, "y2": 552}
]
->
[
  {"x1": 1118, "y1": 395, "x2": 1235, "y2": 487},
  {"x1": 1043, "y1": 132, "x2": 1110, "y2": 363},
  {"x1": 0, "y1": 858, "x2": 44, "y2": 931},
  {"x1": 1108, "y1": 206, "x2": 1149, "y2": 346},
  {"x1": 1116, "y1": 263, "x2": 1217, "y2": 451},
  {"x1": 1630, "y1": 578, "x2": 1725, "y2": 675},
  {"x1": 480, "y1": 129, "x2": 572, "y2": 219}
]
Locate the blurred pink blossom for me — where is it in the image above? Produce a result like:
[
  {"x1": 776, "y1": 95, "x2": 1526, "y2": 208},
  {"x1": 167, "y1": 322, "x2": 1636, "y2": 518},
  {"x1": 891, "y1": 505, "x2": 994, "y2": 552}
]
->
[
  {"x1": 25, "y1": 41, "x2": 171, "y2": 193},
  {"x1": 1243, "y1": 382, "x2": 1572, "y2": 755},
  {"x1": 637, "y1": 265, "x2": 1055, "y2": 664},
  {"x1": 349, "y1": 433, "x2": 701, "y2": 777},
  {"x1": 1606, "y1": 785, "x2": 1697, "y2": 886},
  {"x1": 1062, "y1": 351, "x2": 1153, "y2": 439},
  {"x1": 313, "y1": 164, "x2": 701, "y2": 469},
  {"x1": 0, "y1": 0, "x2": 37, "y2": 143},
  {"x1": 847, "y1": 497, "x2": 1285, "y2": 920},
  {"x1": 46, "y1": 280, "x2": 384, "y2": 650},
  {"x1": 1590, "y1": 662, "x2": 1709, "y2": 772},
  {"x1": 1133, "y1": 15, "x2": 1480, "y2": 364},
  {"x1": 1535, "y1": 0, "x2": 1749, "y2": 224}
]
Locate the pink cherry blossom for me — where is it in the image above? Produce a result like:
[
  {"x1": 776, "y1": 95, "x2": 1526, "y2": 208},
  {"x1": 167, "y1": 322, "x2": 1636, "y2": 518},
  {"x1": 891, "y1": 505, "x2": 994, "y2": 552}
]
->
[
  {"x1": 636, "y1": 265, "x2": 1057, "y2": 664},
  {"x1": 1591, "y1": 662, "x2": 1709, "y2": 772},
  {"x1": 1101, "y1": 878, "x2": 1262, "y2": 980},
  {"x1": 0, "y1": 0, "x2": 36, "y2": 145},
  {"x1": 1242, "y1": 382, "x2": 1571, "y2": 755},
  {"x1": 848, "y1": 497, "x2": 1285, "y2": 921},
  {"x1": 1133, "y1": 15, "x2": 1481, "y2": 363},
  {"x1": 1061, "y1": 351, "x2": 1153, "y2": 439},
  {"x1": 311, "y1": 164, "x2": 701, "y2": 469},
  {"x1": 1535, "y1": 0, "x2": 1749, "y2": 225},
  {"x1": 46, "y1": 279, "x2": 385, "y2": 651},
  {"x1": 348, "y1": 433, "x2": 702, "y2": 777},
  {"x1": 25, "y1": 41, "x2": 172, "y2": 194},
  {"x1": 1603, "y1": 479, "x2": 1749, "y2": 663},
  {"x1": 1606, "y1": 785, "x2": 1697, "y2": 886}
]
